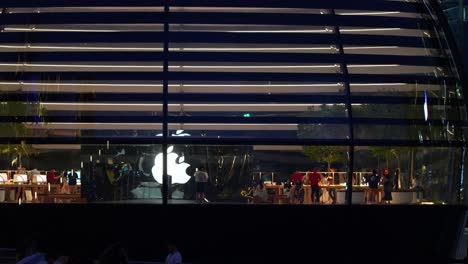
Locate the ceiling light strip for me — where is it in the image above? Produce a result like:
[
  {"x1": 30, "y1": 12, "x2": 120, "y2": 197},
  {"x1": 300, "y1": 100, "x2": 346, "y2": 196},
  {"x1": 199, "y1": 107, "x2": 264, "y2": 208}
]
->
[
  {"x1": 40, "y1": 103, "x2": 347, "y2": 107},
  {"x1": 0, "y1": 63, "x2": 402, "y2": 69},
  {"x1": 1, "y1": 82, "x2": 408, "y2": 87},
  {"x1": 337, "y1": 11, "x2": 401, "y2": 16},
  {"x1": 3, "y1": 27, "x2": 124, "y2": 32},
  {"x1": 344, "y1": 46, "x2": 399, "y2": 50},
  {"x1": 0, "y1": 81, "x2": 162, "y2": 87},
  {"x1": 1, "y1": 45, "x2": 399, "y2": 52},
  {"x1": 340, "y1": 28, "x2": 401, "y2": 32},
  {"x1": 226, "y1": 29, "x2": 330, "y2": 33},
  {"x1": 0, "y1": 63, "x2": 163, "y2": 69}
]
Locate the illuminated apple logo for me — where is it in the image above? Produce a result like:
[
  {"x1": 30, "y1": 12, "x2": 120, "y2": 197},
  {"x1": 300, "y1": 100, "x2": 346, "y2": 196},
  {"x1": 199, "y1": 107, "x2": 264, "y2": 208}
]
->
[
  {"x1": 156, "y1": 130, "x2": 191, "y2": 137},
  {"x1": 151, "y1": 146, "x2": 191, "y2": 184}
]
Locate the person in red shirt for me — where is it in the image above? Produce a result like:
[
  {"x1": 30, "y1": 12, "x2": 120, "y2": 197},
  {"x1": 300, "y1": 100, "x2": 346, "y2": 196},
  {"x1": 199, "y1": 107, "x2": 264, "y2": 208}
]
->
[
  {"x1": 47, "y1": 169, "x2": 59, "y2": 184},
  {"x1": 291, "y1": 171, "x2": 304, "y2": 185},
  {"x1": 309, "y1": 168, "x2": 322, "y2": 204}
]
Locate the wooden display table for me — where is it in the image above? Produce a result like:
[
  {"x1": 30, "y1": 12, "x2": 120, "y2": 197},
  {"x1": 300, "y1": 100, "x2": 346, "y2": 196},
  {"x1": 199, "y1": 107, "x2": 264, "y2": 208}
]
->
[
  {"x1": 0, "y1": 183, "x2": 56, "y2": 201},
  {"x1": 392, "y1": 190, "x2": 418, "y2": 204},
  {"x1": 0, "y1": 183, "x2": 81, "y2": 203},
  {"x1": 336, "y1": 186, "x2": 384, "y2": 204},
  {"x1": 302, "y1": 185, "x2": 346, "y2": 204},
  {"x1": 266, "y1": 184, "x2": 346, "y2": 204},
  {"x1": 43, "y1": 194, "x2": 84, "y2": 203},
  {"x1": 272, "y1": 195, "x2": 290, "y2": 204},
  {"x1": 265, "y1": 184, "x2": 284, "y2": 195}
]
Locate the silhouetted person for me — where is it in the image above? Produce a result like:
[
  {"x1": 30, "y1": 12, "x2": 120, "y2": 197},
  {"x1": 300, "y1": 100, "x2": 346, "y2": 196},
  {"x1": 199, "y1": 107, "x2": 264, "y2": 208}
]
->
[
  {"x1": 291, "y1": 170, "x2": 303, "y2": 185},
  {"x1": 382, "y1": 169, "x2": 393, "y2": 204},
  {"x1": 194, "y1": 166, "x2": 209, "y2": 203},
  {"x1": 98, "y1": 242, "x2": 128, "y2": 264},
  {"x1": 165, "y1": 242, "x2": 182, "y2": 264},
  {"x1": 365, "y1": 169, "x2": 381, "y2": 204},
  {"x1": 17, "y1": 234, "x2": 61, "y2": 264},
  {"x1": 309, "y1": 168, "x2": 322, "y2": 204}
]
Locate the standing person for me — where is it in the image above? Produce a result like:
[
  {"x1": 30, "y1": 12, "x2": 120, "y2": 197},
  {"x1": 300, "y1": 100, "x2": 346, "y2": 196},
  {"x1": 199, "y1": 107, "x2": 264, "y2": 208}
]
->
[
  {"x1": 412, "y1": 175, "x2": 423, "y2": 202},
  {"x1": 326, "y1": 169, "x2": 336, "y2": 204},
  {"x1": 30, "y1": 168, "x2": 40, "y2": 182},
  {"x1": 67, "y1": 170, "x2": 78, "y2": 185},
  {"x1": 283, "y1": 179, "x2": 293, "y2": 203},
  {"x1": 194, "y1": 166, "x2": 209, "y2": 203},
  {"x1": 365, "y1": 169, "x2": 381, "y2": 204},
  {"x1": 293, "y1": 179, "x2": 305, "y2": 204},
  {"x1": 67, "y1": 170, "x2": 78, "y2": 194},
  {"x1": 302, "y1": 173, "x2": 310, "y2": 185},
  {"x1": 309, "y1": 168, "x2": 322, "y2": 204},
  {"x1": 60, "y1": 176, "x2": 70, "y2": 194},
  {"x1": 47, "y1": 169, "x2": 59, "y2": 184},
  {"x1": 165, "y1": 242, "x2": 182, "y2": 264},
  {"x1": 381, "y1": 169, "x2": 393, "y2": 204},
  {"x1": 291, "y1": 170, "x2": 304, "y2": 185}
]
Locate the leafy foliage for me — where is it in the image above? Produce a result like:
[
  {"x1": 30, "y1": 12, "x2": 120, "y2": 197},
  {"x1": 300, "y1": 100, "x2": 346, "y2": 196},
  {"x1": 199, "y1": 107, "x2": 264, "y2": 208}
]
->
[
  {"x1": 0, "y1": 100, "x2": 46, "y2": 167},
  {"x1": 303, "y1": 145, "x2": 347, "y2": 171}
]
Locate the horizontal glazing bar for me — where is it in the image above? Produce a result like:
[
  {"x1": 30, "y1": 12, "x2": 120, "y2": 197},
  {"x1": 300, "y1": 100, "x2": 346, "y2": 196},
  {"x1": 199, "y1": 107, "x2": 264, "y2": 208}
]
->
[
  {"x1": 0, "y1": 0, "x2": 421, "y2": 12},
  {"x1": 0, "y1": 116, "x2": 463, "y2": 126},
  {"x1": 0, "y1": 52, "x2": 443, "y2": 67},
  {"x1": 0, "y1": 32, "x2": 434, "y2": 48},
  {"x1": 0, "y1": 137, "x2": 461, "y2": 147},
  {"x1": 0, "y1": 92, "x2": 461, "y2": 105}
]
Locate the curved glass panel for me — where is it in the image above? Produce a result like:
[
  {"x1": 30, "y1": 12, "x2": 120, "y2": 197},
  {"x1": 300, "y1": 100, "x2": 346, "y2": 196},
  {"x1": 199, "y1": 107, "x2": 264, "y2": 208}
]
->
[{"x1": 0, "y1": 0, "x2": 464, "y2": 205}]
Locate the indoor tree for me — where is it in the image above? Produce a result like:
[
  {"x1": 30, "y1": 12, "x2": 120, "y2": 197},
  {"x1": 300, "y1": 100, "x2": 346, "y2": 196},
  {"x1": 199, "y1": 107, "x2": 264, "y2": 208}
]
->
[
  {"x1": 302, "y1": 145, "x2": 347, "y2": 172},
  {"x1": 297, "y1": 104, "x2": 348, "y2": 172},
  {"x1": 0, "y1": 99, "x2": 46, "y2": 168}
]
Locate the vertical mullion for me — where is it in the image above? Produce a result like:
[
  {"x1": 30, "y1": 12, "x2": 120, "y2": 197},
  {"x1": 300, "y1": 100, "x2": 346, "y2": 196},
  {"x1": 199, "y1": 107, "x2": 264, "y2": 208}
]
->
[
  {"x1": 162, "y1": 0, "x2": 169, "y2": 205},
  {"x1": 458, "y1": 146, "x2": 465, "y2": 203},
  {"x1": 331, "y1": 9, "x2": 355, "y2": 205}
]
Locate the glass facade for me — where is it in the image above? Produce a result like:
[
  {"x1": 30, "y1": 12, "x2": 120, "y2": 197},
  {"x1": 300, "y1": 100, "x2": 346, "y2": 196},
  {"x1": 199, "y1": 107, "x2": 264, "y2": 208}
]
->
[{"x1": 0, "y1": 0, "x2": 466, "y2": 205}]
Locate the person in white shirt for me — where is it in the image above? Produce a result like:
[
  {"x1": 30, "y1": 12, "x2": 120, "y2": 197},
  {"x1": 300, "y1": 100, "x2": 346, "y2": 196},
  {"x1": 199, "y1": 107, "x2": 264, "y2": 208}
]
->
[
  {"x1": 165, "y1": 242, "x2": 182, "y2": 264},
  {"x1": 193, "y1": 166, "x2": 209, "y2": 203}
]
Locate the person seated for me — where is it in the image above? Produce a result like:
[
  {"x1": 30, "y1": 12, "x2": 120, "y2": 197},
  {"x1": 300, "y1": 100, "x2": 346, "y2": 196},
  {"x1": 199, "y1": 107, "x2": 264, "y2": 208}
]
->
[{"x1": 253, "y1": 180, "x2": 269, "y2": 203}]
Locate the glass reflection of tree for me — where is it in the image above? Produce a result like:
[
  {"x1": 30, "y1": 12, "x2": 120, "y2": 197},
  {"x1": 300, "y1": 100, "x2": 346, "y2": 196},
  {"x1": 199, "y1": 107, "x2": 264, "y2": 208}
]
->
[{"x1": 297, "y1": 104, "x2": 347, "y2": 172}]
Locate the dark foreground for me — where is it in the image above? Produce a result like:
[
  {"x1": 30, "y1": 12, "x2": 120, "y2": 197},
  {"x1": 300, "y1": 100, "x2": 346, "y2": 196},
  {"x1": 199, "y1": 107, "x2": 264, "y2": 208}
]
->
[{"x1": 1, "y1": 203, "x2": 466, "y2": 263}]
